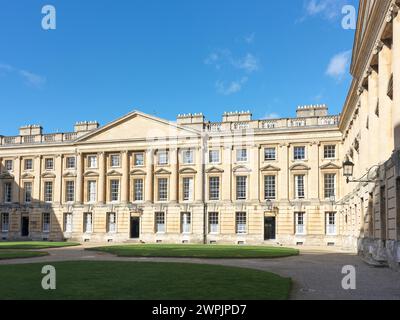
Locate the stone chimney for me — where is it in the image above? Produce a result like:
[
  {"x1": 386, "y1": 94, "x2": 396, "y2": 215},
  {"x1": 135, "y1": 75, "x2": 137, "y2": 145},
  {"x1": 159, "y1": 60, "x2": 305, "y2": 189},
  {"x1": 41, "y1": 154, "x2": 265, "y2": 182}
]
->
[
  {"x1": 222, "y1": 111, "x2": 252, "y2": 122},
  {"x1": 176, "y1": 113, "x2": 205, "y2": 125},
  {"x1": 19, "y1": 125, "x2": 43, "y2": 136},
  {"x1": 74, "y1": 121, "x2": 100, "y2": 133},
  {"x1": 296, "y1": 105, "x2": 328, "y2": 118}
]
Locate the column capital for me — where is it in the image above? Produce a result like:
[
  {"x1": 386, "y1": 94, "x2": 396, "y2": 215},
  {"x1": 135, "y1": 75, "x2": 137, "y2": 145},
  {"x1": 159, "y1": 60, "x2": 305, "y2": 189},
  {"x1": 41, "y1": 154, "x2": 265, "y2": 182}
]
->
[
  {"x1": 373, "y1": 40, "x2": 384, "y2": 55},
  {"x1": 386, "y1": 3, "x2": 399, "y2": 22}
]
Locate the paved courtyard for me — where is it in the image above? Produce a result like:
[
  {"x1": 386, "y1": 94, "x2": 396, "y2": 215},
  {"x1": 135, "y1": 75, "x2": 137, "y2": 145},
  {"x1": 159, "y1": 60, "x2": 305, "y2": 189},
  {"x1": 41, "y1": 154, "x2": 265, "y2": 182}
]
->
[{"x1": 1, "y1": 244, "x2": 399, "y2": 300}]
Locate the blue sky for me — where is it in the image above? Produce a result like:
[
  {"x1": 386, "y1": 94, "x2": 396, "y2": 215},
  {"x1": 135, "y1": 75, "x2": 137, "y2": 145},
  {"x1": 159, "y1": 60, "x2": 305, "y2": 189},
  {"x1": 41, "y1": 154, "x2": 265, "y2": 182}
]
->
[{"x1": 0, "y1": 0, "x2": 357, "y2": 136}]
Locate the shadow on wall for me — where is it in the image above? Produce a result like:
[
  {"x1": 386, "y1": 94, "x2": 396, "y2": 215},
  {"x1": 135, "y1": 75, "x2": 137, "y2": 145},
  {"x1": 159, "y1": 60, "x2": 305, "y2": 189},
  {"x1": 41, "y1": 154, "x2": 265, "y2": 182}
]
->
[{"x1": 0, "y1": 161, "x2": 63, "y2": 241}]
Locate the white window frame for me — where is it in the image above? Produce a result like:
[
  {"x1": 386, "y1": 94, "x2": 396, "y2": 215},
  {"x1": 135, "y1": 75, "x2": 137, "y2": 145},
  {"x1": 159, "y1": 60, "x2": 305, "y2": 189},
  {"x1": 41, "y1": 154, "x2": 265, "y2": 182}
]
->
[
  {"x1": 209, "y1": 150, "x2": 220, "y2": 164},
  {"x1": 110, "y1": 179, "x2": 120, "y2": 202},
  {"x1": 1, "y1": 213, "x2": 9, "y2": 232},
  {"x1": 209, "y1": 176, "x2": 220, "y2": 201},
  {"x1": 110, "y1": 154, "x2": 121, "y2": 168},
  {"x1": 42, "y1": 212, "x2": 50, "y2": 233},
  {"x1": 134, "y1": 153, "x2": 144, "y2": 166},
  {"x1": 294, "y1": 175, "x2": 305, "y2": 199},
  {"x1": 324, "y1": 145, "x2": 336, "y2": 159},
  {"x1": 326, "y1": 212, "x2": 337, "y2": 235},
  {"x1": 294, "y1": 146, "x2": 306, "y2": 161},
  {"x1": 88, "y1": 180, "x2": 97, "y2": 203},
  {"x1": 295, "y1": 212, "x2": 306, "y2": 235},
  {"x1": 182, "y1": 149, "x2": 194, "y2": 165},
  {"x1": 133, "y1": 179, "x2": 144, "y2": 202},
  {"x1": 24, "y1": 182, "x2": 32, "y2": 203},
  {"x1": 236, "y1": 212, "x2": 247, "y2": 234},
  {"x1": 209, "y1": 212, "x2": 219, "y2": 234},
  {"x1": 324, "y1": 174, "x2": 336, "y2": 199},
  {"x1": 4, "y1": 182, "x2": 12, "y2": 203},
  {"x1": 158, "y1": 151, "x2": 169, "y2": 165},
  {"x1": 236, "y1": 149, "x2": 248, "y2": 162},
  {"x1": 264, "y1": 175, "x2": 276, "y2": 200},
  {"x1": 24, "y1": 159, "x2": 33, "y2": 171},
  {"x1": 236, "y1": 176, "x2": 247, "y2": 200},
  {"x1": 182, "y1": 177, "x2": 194, "y2": 201},
  {"x1": 66, "y1": 156, "x2": 76, "y2": 169},
  {"x1": 5, "y1": 160, "x2": 13, "y2": 171},
  {"x1": 44, "y1": 158, "x2": 54, "y2": 171},
  {"x1": 84, "y1": 212, "x2": 93, "y2": 233},
  {"x1": 64, "y1": 213, "x2": 73, "y2": 233},
  {"x1": 264, "y1": 148, "x2": 276, "y2": 161},
  {"x1": 155, "y1": 212, "x2": 165, "y2": 233},
  {"x1": 158, "y1": 178, "x2": 168, "y2": 202},
  {"x1": 44, "y1": 181, "x2": 53, "y2": 203},
  {"x1": 88, "y1": 155, "x2": 98, "y2": 169},
  {"x1": 65, "y1": 180, "x2": 75, "y2": 203},
  {"x1": 107, "y1": 212, "x2": 117, "y2": 233},
  {"x1": 181, "y1": 212, "x2": 191, "y2": 234}
]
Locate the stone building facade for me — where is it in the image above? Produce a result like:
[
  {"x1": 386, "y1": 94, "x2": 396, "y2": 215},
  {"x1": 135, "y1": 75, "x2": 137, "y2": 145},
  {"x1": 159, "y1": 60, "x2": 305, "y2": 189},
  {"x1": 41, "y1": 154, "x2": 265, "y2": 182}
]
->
[
  {"x1": 0, "y1": 0, "x2": 399, "y2": 269},
  {"x1": 0, "y1": 107, "x2": 343, "y2": 246},
  {"x1": 339, "y1": 0, "x2": 400, "y2": 269}
]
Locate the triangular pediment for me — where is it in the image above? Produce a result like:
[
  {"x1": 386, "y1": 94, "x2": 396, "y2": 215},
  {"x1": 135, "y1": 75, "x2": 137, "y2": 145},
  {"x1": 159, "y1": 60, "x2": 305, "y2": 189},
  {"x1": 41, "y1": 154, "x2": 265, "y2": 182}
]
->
[
  {"x1": 154, "y1": 168, "x2": 171, "y2": 175},
  {"x1": 320, "y1": 162, "x2": 341, "y2": 170},
  {"x1": 260, "y1": 165, "x2": 281, "y2": 172},
  {"x1": 206, "y1": 166, "x2": 224, "y2": 174},
  {"x1": 76, "y1": 111, "x2": 200, "y2": 143},
  {"x1": 233, "y1": 165, "x2": 251, "y2": 173},
  {"x1": 130, "y1": 169, "x2": 147, "y2": 176},
  {"x1": 290, "y1": 164, "x2": 311, "y2": 171},
  {"x1": 179, "y1": 167, "x2": 197, "y2": 174}
]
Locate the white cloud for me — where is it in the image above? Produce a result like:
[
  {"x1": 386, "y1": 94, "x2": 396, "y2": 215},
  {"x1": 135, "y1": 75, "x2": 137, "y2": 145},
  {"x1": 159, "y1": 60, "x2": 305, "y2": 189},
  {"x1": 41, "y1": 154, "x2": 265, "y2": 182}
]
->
[
  {"x1": 0, "y1": 63, "x2": 46, "y2": 88},
  {"x1": 19, "y1": 70, "x2": 46, "y2": 88},
  {"x1": 205, "y1": 50, "x2": 259, "y2": 73},
  {"x1": 326, "y1": 50, "x2": 351, "y2": 80},
  {"x1": 216, "y1": 77, "x2": 248, "y2": 95},
  {"x1": 300, "y1": 0, "x2": 347, "y2": 22},
  {"x1": 233, "y1": 53, "x2": 259, "y2": 73},
  {"x1": 263, "y1": 112, "x2": 280, "y2": 120}
]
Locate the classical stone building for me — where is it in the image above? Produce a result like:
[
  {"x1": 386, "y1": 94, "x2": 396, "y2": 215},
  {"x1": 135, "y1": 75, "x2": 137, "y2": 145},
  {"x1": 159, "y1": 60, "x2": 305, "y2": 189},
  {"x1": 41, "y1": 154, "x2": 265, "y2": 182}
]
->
[{"x1": 0, "y1": 0, "x2": 399, "y2": 269}]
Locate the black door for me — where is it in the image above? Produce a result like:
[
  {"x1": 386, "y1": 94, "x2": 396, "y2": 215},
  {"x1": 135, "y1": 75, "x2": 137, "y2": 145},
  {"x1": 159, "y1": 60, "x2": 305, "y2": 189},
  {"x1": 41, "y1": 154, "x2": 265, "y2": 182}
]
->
[
  {"x1": 264, "y1": 217, "x2": 276, "y2": 240},
  {"x1": 130, "y1": 217, "x2": 140, "y2": 239},
  {"x1": 21, "y1": 216, "x2": 29, "y2": 237}
]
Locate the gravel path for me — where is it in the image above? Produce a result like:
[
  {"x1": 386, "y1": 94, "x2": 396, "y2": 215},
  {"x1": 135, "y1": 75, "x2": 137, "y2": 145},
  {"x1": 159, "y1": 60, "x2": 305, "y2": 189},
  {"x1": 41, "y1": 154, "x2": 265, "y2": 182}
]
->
[{"x1": 0, "y1": 244, "x2": 399, "y2": 300}]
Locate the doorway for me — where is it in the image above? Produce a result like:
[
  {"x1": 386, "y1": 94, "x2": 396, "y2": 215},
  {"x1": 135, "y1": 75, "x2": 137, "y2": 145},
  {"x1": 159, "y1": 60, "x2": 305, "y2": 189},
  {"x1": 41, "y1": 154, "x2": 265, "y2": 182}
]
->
[
  {"x1": 21, "y1": 216, "x2": 29, "y2": 237},
  {"x1": 130, "y1": 217, "x2": 140, "y2": 239},
  {"x1": 264, "y1": 217, "x2": 276, "y2": 240}
]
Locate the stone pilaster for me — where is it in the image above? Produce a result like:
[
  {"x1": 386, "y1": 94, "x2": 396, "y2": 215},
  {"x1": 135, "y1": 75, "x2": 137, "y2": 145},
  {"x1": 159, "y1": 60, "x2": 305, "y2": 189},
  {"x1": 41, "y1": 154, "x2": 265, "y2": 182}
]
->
[
  {"x1": 250, "y1": 145, "x2": 260, "y2": 201},
  {"x1": 145, "y1": 149, "x2": 153, "y2": 203},
  {"x1": 222, "y1": 146, "x2": 232, "y2": 201},
  {"x1": 76, "y1": 153, "x2": 83, "y2": 204},
  {"x1": 98, "y1": 152, "x2": 105, "y2": 204},
  {"x1": 54, "y1": 154, "x2": 62, "y2": 204},
  {"x1": 12, "y1": 156, "x2": 21, "y2": 203},
  {"x1": 121, "y1": 151, "x2": 129, "y2": 203},
  {"x1": 170, "y1": 148, "x2": 178, "y2": 203},
  {"x1": 368, "y1": 68, "x2": 380, "y2": 166}
]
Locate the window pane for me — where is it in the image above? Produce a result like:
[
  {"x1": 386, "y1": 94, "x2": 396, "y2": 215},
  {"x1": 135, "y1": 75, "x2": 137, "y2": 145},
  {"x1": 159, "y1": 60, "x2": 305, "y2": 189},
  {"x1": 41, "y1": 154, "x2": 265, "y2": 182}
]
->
[
  {"x1": 135, "y1": 153, "x2": 144, "y2": 166},
  {"x1": 44, "y1": 182, "x2": 53, "y2": 202},
  {"x1": 181, "y1": 212, "x2": 191, "y2": 233},
  {"x1": 236, "y1": 176, "x2": 247, "y2": 200},
  {"x1": 236, "y1": 212, "x2": 247, "y2": 234},
  {"x1": 324, "y1": 145, "x2": 336, "y2": 159},
  {"x1": 236, "y1": 149, "x2": 248, "y2": 162},
  {"x1": 324, "y1": 174, "x2": 336, "y2": 198},
  {"x1": 294, "y1": 147, "x2": 305, "y2": 160},
  {"x1": 183, "y1": 177, "x2": 193, "y2": 201},
  {"x1": 264, "y1": 176, "x2": 276, "y2": 200},
  {"x1": 209, "y1": 177, "x2": 220, "y2": 200},
  {"x1": 134, "y1": 179, "x2": 144, "y2": 201},
  {"x1": 295, "y1": 175, "x2": 305, "y2": 199},
  {"x1": 209, "y1": 212, "x2": 219, "y2": 233},
  {"x1": 158, "y1": 178, "x2": 168, "y2": 201},
  {"x1": 209, "y1": 150, "x2": 220, "y2": 164},
  {"x1": 110, "y1": 180, "x2": 120, "y2": 202},
  {"x1": 264, "y1": 148, "x2": 276, "y2": 160},
  {"x1": 42, "y1": 213, "x2": 50, "y2": 232},
  {"x1": 155, "y1": 212, "x2": 165, "y2": 233},
  {"x1": 24, "y1": 182, "x2": 32, "y2": 203},
  {"x1": 88, "y1": 181, "x2": 97, "y2": 202}
]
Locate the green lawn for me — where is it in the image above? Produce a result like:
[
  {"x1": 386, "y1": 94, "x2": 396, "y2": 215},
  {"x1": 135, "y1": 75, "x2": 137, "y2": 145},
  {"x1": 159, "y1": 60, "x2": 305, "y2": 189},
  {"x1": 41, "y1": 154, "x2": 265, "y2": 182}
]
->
[
  {"x1": 0, "y1": 261, "x2": 291, "y2": 300},
  {"x1": 0, "y1": 250, "x2": 49, "y2": 260},
  {"x1": 0, "y1": 241, "x2": 80, "y2": 250},
  {"x1": 89, "y1": 244, "x2": 299, "y2": 259}
]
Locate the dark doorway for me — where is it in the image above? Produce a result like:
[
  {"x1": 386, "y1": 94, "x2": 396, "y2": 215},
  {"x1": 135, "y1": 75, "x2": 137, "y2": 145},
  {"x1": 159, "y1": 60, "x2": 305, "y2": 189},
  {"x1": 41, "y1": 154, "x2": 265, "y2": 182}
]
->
[
  {"x1": 130, "y1": 217, "x2": 140, "y2": 239},
  {"x1": 264, "y1": 217, "x2": 276, "y2": 240},
  {"x1": 21, "y1": 216, "x2": 29, "y2": 237}
]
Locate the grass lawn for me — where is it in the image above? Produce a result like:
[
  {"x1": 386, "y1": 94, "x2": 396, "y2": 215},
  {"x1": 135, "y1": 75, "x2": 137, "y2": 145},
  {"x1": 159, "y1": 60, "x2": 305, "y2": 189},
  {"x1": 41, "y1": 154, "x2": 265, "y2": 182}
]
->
[
  {"x1": 0, "y1": 241, "x2": 80, "y2": 250},
  {"x1": 0, "y1": 261, "x2": 291, "y2": 300},
  {"x1": 89, "y1": 244, "x2": 299, "y2": 259},
  {"x1": 0, "y1": 250, "x2": 49, "y2": 260}
]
